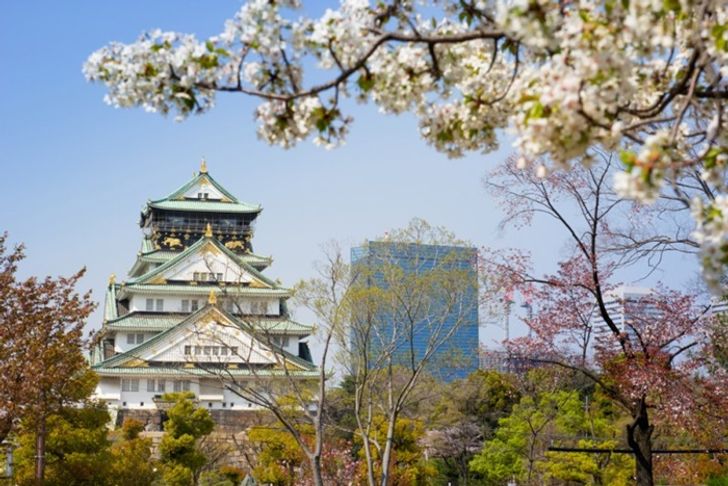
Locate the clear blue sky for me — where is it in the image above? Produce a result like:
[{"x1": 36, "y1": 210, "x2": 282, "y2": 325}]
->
[{"x1": 0, "y1": 1, "x2": 700, "y2": 349}]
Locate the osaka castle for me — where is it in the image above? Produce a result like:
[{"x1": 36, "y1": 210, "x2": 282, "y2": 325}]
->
[{"x1": 90, "y1": 161, "x2": 316, "y2": 418}]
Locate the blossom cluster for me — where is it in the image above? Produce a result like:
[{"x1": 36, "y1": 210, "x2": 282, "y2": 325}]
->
[{"x1": 84, "y1": 0, "x2": 728, "y2": 289}]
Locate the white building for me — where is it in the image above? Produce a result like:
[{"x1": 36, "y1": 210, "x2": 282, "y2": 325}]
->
[
  {"x1": 590, "y1": 286, "x2": 664, "y2": 345},
  {"x1": 90, "y1": 161, "x2": 316, "y2": 417}
]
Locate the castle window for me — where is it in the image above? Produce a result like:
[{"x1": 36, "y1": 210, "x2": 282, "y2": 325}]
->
[
  {"x1": 145, "y1": 298, "x2": 154, "y2": 311},
  {"x1": 181, "y1": 300, "x2": 189, "y2": 312},
  {"x1": 155, "y1": 299, "x2": 164, "y2": 311},
  {"x1": 173, "y1": 380, "x2": 190, "y2": 392},
  {"x1": 231, "y1": 346, "x2": 238, "y2": 356},
  {"x1": 184, "y1": 346, "x2": 191, "y2": 355},
  {"x1": 203, "y1": 346, "x2": 211, "y2": 356},
  {"x1": 127, "y1": 333, "x2": 135, "y2": 345},
  {"x1": 147, "y1": 379, "x2": 166, "y2": 392},
  {"x1": 191, "y1": 300, "x2": 199, "y2": 311},
  {"x1": 195, "y1": 346, "x2": 202, "y2": 355},
  {"x1": 121, "y1": 379, "x2": 139, "y2": 392}
]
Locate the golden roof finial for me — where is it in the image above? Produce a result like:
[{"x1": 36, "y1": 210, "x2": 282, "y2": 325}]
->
[
  {"x1": 200, "y1": 158, "x2": 208, "y2": 174},
  {"x1": 208, "y1": 289, "x2": 217, "y2": 305},
  {"x1": 204, "y1": 223, "x2": 213, "y2": 238},
  {"x1": 108, "y1": 273, "x2": 116, "y2": 285}
]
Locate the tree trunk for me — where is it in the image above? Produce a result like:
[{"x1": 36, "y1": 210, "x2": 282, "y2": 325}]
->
[
  {"x1": 627, "y1": 399, "x2": 654, "y2": 486},
  {"x1": 310, "y1": 454, "x2": 324, "y2": 486},
  {"x1": 34, "y1": 413, "x2": 46, "y2": 486},
  {"x1": 379, "y1": 414, "x2": 397, "y2": 486}
]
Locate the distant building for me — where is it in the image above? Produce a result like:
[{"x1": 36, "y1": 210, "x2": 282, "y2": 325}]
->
[
  {"x1": 478, "y1": 348, "x2": 537, "y2": 375},
  {"x1": 350, "y1": 241, "x2": 479, "y2": 381},
  {"x1": 592, "y1": 286, "x2": 662, "y2": 342}
]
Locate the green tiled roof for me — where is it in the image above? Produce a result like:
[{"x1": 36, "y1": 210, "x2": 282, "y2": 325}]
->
[
  {"x1": 140, "y1": 249, "x2": 271, "y2": 266},
  {"x1": 148, "y1": 200, "x2": 261, "y2": 214},
  {"x1": 96, "y1": 305, "x2": 315, "y2": 371},
  {"x1": 93, "y1": 366, "x2": 319, "y2": 377},
  {"x1": 129, "y1": 245, "x2": 272, "y2": 278},
  {"x1": 255, "y1": 318, "x2": 313, "y2": 335},
  {"x1": 117, "y1": 284, "x2": 290, "y2": 299},
  {"x1": 145, "y1": 171, "x2": 262, "y2": 214},
  {"x1": 104, "y1": 312, "x2": 312, "y2": 335},
  {"x1": 129, "y1": 235, "x2": 278, "y2": 288},
  {"x1": 104, "y1": 284, "x2": 119, "y2": 321},
  {"x1": 105, "y1": 313, "x2": 188, "y2": 331}
]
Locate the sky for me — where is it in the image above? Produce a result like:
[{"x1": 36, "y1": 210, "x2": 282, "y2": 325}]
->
[{"x1": 0, "y1": 1, "x2": 702, "y2": 355}]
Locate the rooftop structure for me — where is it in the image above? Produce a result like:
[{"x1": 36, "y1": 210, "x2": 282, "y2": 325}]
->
[{"x1": 90, "y1": 161, "x2": 315, "y2": 421}]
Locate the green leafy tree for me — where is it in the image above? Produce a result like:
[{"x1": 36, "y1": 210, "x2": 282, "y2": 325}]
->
[
  {"x1": 425, "y1": 370, "x2": 519, "y2": 485},
  {"x1": 108, "y1": 419, "x2": 157, "y2": 486},
  {"x1": 355, "y1": 417, "x2": 436, "y2": 486},
  {"x1": 13, "y1": 400, "x2": 112, "y2": 486},
  {"x1": 158, "y1": 392, "x2": 215, "y2": 486},
  {"x1": 470, "y1": 389, "x2": 633, "y2": 486},
  {"x1": 247, "y1": 426, "x2": 307, "y2": 486}
]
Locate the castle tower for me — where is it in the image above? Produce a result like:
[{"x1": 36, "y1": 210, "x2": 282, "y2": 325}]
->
[{"x1": 90, "y1": 161, "x2": 316, "y2": 421}]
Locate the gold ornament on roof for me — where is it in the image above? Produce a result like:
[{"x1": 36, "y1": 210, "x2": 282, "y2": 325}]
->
[
  {"x1": 208, "y1": 290, "x2": 217, "y2": 305},
  {"x1": 108, "y1": 273, "x2": 116, "y2": 285},
  {"x1": 204, "y1": 223, "x2": 213, "y2": 238},
  {"x1": 200, "y1": 158, "x2": 208, "y2": 174}
]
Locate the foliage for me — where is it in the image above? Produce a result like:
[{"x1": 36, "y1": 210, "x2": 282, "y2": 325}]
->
[
  {"x1": 247, "y1": 425, "x2": 307, "y2": 485},
  {"x1": 424, "y1": 370, "x2": 520, "y2": 484},
  {"x1": 0, "y1": 233, "x2": 96, "y2": 449},
  {"x1": 470, "y1": 389, "x2": 633, "y2": 485},
  {"x1": 13, "y1": 401, "x2": 113, "y2": 486},
  {"x1": 108, "y1": 419, "x2": 157, "y2": 486},
  {"x1": 356, "y1": 417, "x2": 436, "y2": 486},
  {"x1": 158, "y1": 392, "x2": 216, "y2": 486}
]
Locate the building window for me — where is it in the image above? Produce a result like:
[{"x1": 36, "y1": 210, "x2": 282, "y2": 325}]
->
[
  {"x1": 203, "y1": 346, "x2": 211, "y2": 356},
  {"x1": 193, "y1": 272, "x2": 199, "y2": 281},
  {"x1": 173, "y1": 380, "x2": 190, "y2": 392},
  {"x1": 146, "y1": 298, "x2": 154, "y2": 311},
  {"x1": 220, "y1": 347, "x2": 228, "y2": 356},
  {"x1": 155, "y1": 299, "x2": 164, "y2": 311},
  {"x1": 184, "y1": 345, "x2": 191, "y2": 355},
  {"x1": 182, "y1": 300, "x2": 189, "y2": 312},
  {"x1": 194, "y1": 345, "x2": 202, "y2": 355},
  {"x1": 127, "y1": 333, "x2": 135, "y2": 345},
  {"x1": 191, "y1": 300, "x2": 199, "y2": 311},
  {"x1": 136, "y1": 333, "x2": 144, "y2": 344},
  {"x1": 121, "y1": 379, "x2": 139, "y2": 392},
  {"x1": 217, "y1": 273, "x2": 223, "y2": 281},
  {"x1": 147, "y1": 379, "x2": 166, "y2": 393},
  {"x1": 231, "y1": 346, "x2": 238, "y2": 356}
]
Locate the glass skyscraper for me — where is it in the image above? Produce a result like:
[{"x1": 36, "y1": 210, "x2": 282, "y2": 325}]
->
[{"x1": 350, "y1": 241, "x2": 479, "y2": 381}]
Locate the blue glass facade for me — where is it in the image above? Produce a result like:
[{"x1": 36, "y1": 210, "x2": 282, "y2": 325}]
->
[{"x1": 350, "y1": 241, "x2": 479, "y2": 382}]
